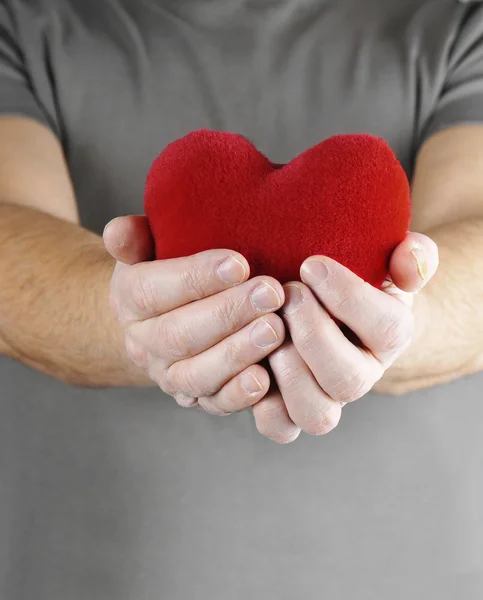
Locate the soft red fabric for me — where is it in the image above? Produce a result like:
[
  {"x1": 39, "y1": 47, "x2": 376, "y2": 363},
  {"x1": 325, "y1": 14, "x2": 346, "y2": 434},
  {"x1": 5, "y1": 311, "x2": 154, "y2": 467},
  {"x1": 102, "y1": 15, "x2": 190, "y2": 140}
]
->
[{"x1": 144, "y1": 130, "x2": 411, "y2": 287}]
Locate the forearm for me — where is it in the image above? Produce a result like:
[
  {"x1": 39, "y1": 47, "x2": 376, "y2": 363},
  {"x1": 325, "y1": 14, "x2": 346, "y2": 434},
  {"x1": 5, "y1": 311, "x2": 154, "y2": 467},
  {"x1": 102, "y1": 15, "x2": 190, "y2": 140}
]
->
[
  {"x1": 377, "y1": 217, "x2": 483, "y2": 394},
  {"x1": 0, "y1": 203, "x2": 152, "y2": 387}
]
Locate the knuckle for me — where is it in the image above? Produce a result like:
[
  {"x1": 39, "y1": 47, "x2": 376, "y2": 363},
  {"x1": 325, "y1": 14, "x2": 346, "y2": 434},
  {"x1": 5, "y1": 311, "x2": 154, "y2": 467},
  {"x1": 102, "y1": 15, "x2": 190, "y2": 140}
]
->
[
  {"x1": 161, "y1": 363, "x2": 180, "y2": 396},
  {"x1": 378, "y1": 308, "x2": 414, "y2": 353},
  {"x1": 157, "y1": 316, "x2": 193, "y2": 359},
  {"x1": 223, "y1": 338, "x2": 246, "y2": 371},
  {"x1": 221, "y1": 391, "x2": 248, "y2": 414},
  {"x1": 110, "y1": 294, "x2": 131, "y2": 327},
  {"x1": 333, "y1": 281, "x2": 367, "y2": 312},
  {"x1": 145, "y1": 361, "x2": 169, "y2": 392},
  {"x1": 276, "y1": 361, "x2": 302, "y2": 390},
  {"x1": 217, "y1": 370, "x2": 267, "y2": 415},
  {"x1": 130, "y1": 271, "x2": 158, "y2": 314},
  {"x1": 328, "y1": 370, "x2": 371, "y2": 403},
  {"x1": 298, "y1": 325, "x2": 320, "y2": 354},
  {"x1": 164, "y1": 362, "x2": 193, "y2": 396},
  {"x1": 254, "y1": 404, "x2": 299, "y2": 444},
  {"x1": 180, "y1": 265, "x2": 209, "y2": 299},
  {"x1": 332, "y1": 291, "x2": 352, "y2": 312},
  {"x1": 254, "y1": 404, "x2": 280, "y2": 435},
  {"x1": 164, "y1": 362, "x2": 214, "y2": 398},
  {"x1": 304, "y1": 407, "x2": 341, "y2": 436},
  {"x1": 174, "y1": 392, "x2": 198, "y2": 408},
  {"x1": 125, "y1": 335, "x2": 149, "y2": 369},
  {"x1": 199, "y1": 397, "x2": 231, "y2": 416},
  {"x1": 213, "y1": 295, "x2": 246, "y2": 333}
]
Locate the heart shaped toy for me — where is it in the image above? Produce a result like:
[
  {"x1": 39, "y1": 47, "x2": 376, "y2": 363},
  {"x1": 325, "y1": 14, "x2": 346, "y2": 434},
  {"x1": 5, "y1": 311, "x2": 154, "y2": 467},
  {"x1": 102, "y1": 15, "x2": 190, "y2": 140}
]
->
[{"x1": 145, "y1": 130, "x2": 411, "y2": 287}]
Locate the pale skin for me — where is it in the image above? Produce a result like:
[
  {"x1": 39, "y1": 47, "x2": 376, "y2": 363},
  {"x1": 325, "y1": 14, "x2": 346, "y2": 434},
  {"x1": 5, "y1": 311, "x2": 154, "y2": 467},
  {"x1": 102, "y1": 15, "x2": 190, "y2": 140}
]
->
[
  {"x1": 104, "y1": 219, "x2": 438, "y2": 443},
  {"x1": 1, "y1": 116, "x2": 483, "y2": 443}
]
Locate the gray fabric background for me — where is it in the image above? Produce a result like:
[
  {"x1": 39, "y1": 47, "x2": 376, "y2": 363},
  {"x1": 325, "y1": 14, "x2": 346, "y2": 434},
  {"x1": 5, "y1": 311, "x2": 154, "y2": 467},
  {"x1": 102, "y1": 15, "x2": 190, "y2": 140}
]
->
[{"x1": 1, "y1": 0, "x2": 483, "y2": 598}]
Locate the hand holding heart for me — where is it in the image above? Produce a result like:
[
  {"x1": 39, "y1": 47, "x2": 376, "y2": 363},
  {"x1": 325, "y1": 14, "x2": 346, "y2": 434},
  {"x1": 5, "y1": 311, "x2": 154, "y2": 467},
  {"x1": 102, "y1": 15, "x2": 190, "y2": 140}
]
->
[
  {"x1": 254, "y1": 236, "x2": 438, "y2": 443},
  {"x1": 104, "y1": 131, "x2": 438, "y2": 443}
]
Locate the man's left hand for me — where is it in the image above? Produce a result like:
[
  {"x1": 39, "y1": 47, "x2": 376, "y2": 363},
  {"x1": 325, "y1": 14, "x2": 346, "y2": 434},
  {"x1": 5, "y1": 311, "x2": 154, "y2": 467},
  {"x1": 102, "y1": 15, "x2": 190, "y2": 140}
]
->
[{"x1": 252, "y1": 232, "x2": 439, "y2": 444}]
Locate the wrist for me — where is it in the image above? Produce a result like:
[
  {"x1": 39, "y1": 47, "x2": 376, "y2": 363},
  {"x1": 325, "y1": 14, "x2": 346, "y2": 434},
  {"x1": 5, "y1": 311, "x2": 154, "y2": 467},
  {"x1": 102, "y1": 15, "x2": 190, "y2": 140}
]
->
[
  {"x1": 95, "y1": 249, "x2": 155, "y2": 388},
  {"x1": 63, "y1": 241, "x2": 154, "y2": 388}
]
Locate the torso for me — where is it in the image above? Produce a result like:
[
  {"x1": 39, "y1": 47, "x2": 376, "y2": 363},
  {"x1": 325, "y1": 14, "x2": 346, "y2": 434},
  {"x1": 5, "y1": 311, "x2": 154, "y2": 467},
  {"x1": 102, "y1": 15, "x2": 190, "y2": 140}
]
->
[{"x1": 2, "y1": 1, "x2": 483, "y2": 598}]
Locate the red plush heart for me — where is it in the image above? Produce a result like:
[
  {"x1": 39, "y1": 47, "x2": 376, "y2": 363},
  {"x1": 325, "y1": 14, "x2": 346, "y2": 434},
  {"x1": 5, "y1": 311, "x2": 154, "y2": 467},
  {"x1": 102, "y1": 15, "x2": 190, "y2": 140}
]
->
[{"x1": 144, "y1": 130, "x2": 411, "y2": 287}]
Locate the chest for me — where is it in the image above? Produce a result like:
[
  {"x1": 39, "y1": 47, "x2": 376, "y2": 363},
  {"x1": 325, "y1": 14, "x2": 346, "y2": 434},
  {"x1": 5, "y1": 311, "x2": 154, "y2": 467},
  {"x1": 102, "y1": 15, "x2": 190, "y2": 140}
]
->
[{"x1": 26, "y1": 0, "x2": 461, "y2": 229}]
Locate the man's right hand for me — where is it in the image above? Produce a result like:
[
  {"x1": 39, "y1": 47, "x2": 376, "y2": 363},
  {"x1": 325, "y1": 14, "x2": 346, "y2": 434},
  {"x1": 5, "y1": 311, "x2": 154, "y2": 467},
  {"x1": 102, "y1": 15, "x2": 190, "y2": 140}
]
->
[{"x1": 104, "y1": 216, "x2": 285, "y2": 415}]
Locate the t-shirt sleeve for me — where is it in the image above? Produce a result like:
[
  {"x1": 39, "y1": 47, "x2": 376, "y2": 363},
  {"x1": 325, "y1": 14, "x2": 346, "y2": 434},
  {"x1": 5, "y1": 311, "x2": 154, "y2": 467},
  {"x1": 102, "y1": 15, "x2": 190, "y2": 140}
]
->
[
  {"x1": 0, "y1": 1, "x2": 58, "y2": 133},
  {"x1": 420, "y1": 4, "x2": 483, "y2": 145}
]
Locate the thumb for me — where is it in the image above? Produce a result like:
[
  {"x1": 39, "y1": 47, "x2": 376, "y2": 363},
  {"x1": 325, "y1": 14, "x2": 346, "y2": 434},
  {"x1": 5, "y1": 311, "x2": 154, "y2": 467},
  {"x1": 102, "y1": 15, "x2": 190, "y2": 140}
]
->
[
  {"x1": 103, "y1": 215, "x2": 154, "y2": 265},
  {"x1": 389, "y1": 232, "x2": 439, "y2": 293}
]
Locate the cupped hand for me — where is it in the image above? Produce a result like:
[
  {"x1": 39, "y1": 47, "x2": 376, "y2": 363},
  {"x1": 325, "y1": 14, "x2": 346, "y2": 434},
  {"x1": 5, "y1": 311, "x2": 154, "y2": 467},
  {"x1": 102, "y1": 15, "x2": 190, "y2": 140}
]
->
[
  {"x1": 252, "y1": 233, "x2": 439, "y2": 444},
  {"x1": 103, "y1": 216, "x2": 285, "y2": 415}
]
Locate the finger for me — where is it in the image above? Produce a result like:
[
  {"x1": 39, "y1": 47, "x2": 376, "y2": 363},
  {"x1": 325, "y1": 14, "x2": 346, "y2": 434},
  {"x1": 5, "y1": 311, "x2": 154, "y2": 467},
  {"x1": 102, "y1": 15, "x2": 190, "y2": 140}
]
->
[
  {"x1": 269, "y1": 341, "x2": 342, "y2": 435},
  {"x1": 159, "y1": 314, "x2": 284, "y2": 398},
  {"x1": 300, "y1": 257, "x2": 414, "y2": 365},
  {"x1": 197, "y1": 364, "x2": 270, "y2": 415},
  {"x1": 112, "y1": 249, "x2": 250, "y2": 322},
  {"x1": 282, "y1": 283, "x2": 383, "y2": 402},
  {"x1": 124, "y1": 335, "x2": 199, "y2": 407},
  {"x1": 103, "y1": 215, "x2": 154, "y2": 265},
  {"x1": 389, "y1": 232, "x2": 439, "y2": 293},
  {"x1": 379, "y1": 278, "x2": 414, "y2": 308},
  {"x1": 174, "y1": 393, "x2": 199, "y2": 408},
  {"x1": 130, "y1": 276, "x2": 284, "y2": 360},
  {"x1": 252, "y1": 388, "x2": 301, "y2": 444}
]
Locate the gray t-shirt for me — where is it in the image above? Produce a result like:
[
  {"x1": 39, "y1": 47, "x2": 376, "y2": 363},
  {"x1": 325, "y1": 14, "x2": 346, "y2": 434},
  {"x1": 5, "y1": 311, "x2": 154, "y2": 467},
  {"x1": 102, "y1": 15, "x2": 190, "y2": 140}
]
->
[{"x1": 1, "y1": 1, "x2": 483, "y2": 598}]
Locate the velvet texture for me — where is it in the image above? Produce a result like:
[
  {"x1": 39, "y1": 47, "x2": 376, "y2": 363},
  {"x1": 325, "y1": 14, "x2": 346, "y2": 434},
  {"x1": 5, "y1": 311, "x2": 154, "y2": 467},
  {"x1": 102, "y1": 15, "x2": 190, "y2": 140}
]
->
[{"x1": 145, "y1": 130, "x2": 411, "y2": 287}]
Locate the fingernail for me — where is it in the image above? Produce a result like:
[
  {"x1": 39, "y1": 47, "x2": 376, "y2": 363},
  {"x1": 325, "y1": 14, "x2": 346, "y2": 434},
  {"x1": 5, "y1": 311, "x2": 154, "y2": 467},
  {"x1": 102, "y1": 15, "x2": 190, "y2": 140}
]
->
[
  {"x1": 410, "y1": 245, "x2": 428, "y2": 281},
  {"x1": 251, "y1": 282, "x2": 282, "y2": 311},
  {"x1": 283, "y1": 285, "x2": 303, "y2": 315},
  {"x1": 217, "y1": 256, "x2": 247, "y2": 284},
  {"x1": 251, "y1": 319, "x2": 279, "y2": 348},
  {"x1": 103, "y1": 216, "x2": 122, "y2": 237},
  {"x1": 241, "y1": 372, "x2": 264, "y2": 394},
  {"x1": 301, "y1": 259, "x2": 329, "y2": 285}
]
